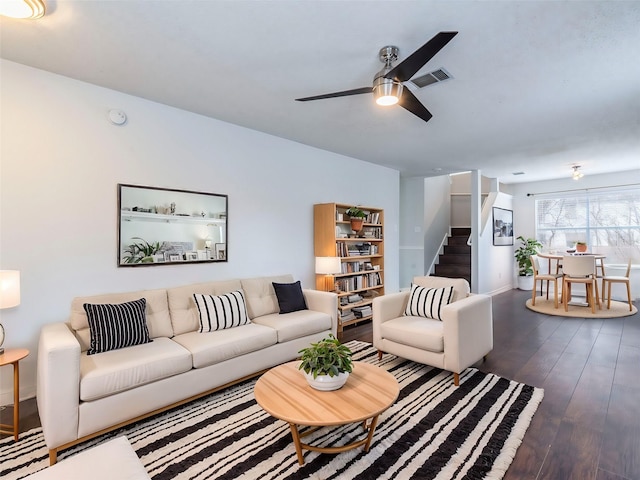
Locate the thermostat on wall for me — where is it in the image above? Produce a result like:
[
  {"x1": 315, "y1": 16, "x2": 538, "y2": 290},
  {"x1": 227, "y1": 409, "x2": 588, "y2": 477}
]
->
[{"x1": 108, "y1": 109, "x2": 127, "y2": 125}]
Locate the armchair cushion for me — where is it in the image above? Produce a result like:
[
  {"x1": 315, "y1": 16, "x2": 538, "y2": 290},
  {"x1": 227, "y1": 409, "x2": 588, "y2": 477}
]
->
[
  {"x1": 404, "y1": 284, "x2": 454, "y2": 320},
  {"x1": 380, "y1": 316, "x2": 444, "y2": 353}
]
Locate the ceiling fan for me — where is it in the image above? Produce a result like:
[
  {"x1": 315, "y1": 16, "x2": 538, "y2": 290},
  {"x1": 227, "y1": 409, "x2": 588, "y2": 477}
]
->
[{"x1": 295, "y1": 31, "x2": 458, "y2": 124}]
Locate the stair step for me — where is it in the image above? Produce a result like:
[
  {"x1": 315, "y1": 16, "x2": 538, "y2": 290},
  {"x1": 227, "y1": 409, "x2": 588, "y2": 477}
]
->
[
  {"x1": 444, "y1": 245, "x2": 471, "y2": 255},
  {"x1": 438, "y1": 254, "x2": 471, "y2": 265},
  {"x1": 451, "y1": 227, "x2": 471, "y2": 236},
  {"x1": 435, "y1": 264, "x2": 471, "y2": 284},
  {"x1": 447, "y1": 236, "x2": 469, "y2": 246}
]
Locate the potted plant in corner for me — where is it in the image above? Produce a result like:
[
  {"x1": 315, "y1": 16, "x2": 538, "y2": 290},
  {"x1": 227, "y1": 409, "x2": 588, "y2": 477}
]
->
[
  {"x1": 514, "y1": 235, "x2": 542, "y2": 290},
  {"x1": 298, "y1": 334, "x2": 353, "y2": 391},
  {"x1": 345, "y1": 206, "x2": 366, "y2": 234}
]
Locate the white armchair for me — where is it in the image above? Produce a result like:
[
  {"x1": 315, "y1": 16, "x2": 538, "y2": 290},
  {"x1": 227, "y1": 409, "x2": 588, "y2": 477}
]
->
[{"x1": 373, "y1": 276, "x2": 493, "y2": 386}]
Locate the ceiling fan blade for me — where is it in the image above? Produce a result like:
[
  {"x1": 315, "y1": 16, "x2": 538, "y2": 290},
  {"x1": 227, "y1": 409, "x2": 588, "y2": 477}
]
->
[
  {"x1": 398, "y1": 89, "x2": 433, "y2": 123},
  {"x1": 385, "y1": 32, "x2": 458, "y2": 82},
  {"x1": 295, "y1": 87, "x2": 372, "y2": 102}
]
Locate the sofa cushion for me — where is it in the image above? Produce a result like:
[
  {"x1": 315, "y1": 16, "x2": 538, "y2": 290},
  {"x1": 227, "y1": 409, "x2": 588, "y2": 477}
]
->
[
  {"x1": 404, "y1": 284, "x2": 454, "y2": 321},
  {"x1": 71, "y1": 289, "x2": 172, "y2": 351},
  {"x1": 241, "y1": 275, "x2": 294, "y2": 319},
  {"x1": 251, "y1": 309, "x2": 331, "y2": 343},
  {"x1": 79, "y1": 337, "x2": 192, "y2": 401},
  {"x1": 193, "y1": 291, "x2": 250, "y2": 332},
  {"x1": 272, "y1": 280, "x2": 308, "y2": 314},
  {"x1": 167, "y1": 280, "x2": 243, "y2": 335},
  {"x1": 380, "y1": 316, "x2": 444, "y2": 353},
  {"x1": 412, "y1": 276, "x2": 470, "y2": 302},
  {"x1": 84, "y1": 298, "x2": 152, "y2": 355},
  {"x1": 172, "y1": 323, "x2": 278, "y2": 369}
]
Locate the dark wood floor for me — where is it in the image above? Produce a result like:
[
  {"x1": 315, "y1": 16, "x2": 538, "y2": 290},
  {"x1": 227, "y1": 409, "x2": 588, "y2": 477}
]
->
[{"x1": 3, "y1": 288, "x2": 639, "y2": 480}]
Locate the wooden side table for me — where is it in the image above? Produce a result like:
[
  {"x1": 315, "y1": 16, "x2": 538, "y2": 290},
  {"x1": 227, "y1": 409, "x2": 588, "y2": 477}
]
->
[{"x1": 0, "y1": 348, "x2": 29, "y2": 441}]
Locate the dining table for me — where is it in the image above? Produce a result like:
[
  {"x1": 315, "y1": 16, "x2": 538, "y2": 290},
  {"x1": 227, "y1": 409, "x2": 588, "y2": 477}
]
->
[{"x1": 536, "y1": 252, "x2": 606, "y2": 306}]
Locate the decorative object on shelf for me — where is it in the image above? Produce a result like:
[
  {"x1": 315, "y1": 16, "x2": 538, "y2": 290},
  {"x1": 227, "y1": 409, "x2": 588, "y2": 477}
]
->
[
  {"x1": 345, "y1": 206, "x2": 366, "y2": 234},
  {"x1": 315, "y1": 257, "x2": 341, "y2": 292},
  {"x1": 514, "y1": 236, "x2": 543, "y2": 290},
  {"x1": 298, "y1": 334, "x2": 353, "y2": 391},
  {"x1": 0, "y1": 270, "x2": 21, "y2": 355},
  {"x1": 118, "y1": 184, "x2": 228, "y2": 267},
  {"x1": 492, "y1": 207, "x2": 514, "y2": 246},
  {"x1": 576, "y1": 241, "x2": 588, "y2": 253}
]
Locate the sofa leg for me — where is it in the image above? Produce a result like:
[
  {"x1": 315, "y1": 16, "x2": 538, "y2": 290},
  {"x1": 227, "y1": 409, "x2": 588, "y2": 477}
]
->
[
  {"x1": 377, "y1": 350, "x2": 383, "y2": 361},
  {"x1": 49, "y1": 449, "x2": 58, "y2": 465},
  {"x1": 453, "y1": 372, "x2": 460, "y2": 386}
]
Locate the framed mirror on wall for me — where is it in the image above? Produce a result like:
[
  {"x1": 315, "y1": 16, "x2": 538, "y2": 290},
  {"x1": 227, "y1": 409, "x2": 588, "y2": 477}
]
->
[{"x1": 118, "y1": 184, "x2": 228, "y2": 267}]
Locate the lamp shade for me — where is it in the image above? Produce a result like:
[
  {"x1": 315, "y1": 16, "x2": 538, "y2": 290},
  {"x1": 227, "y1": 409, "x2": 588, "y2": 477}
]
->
[
  {"x1": 0, "y1": 270, "x2": 21, "y2": 308},
  {"x1": 315, "y1": 257, "x2": 341, "y2": 275}
]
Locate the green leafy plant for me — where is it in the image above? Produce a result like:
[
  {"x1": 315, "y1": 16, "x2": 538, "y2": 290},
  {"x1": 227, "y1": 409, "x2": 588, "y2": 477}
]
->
[
  {"x1": 576, "y1": 241, "x2": 587, "y2": 246},
  {"x1": 298, "y1": 334, "x2": 353, "y2": 378},
  {"x1": 123, "y1": 237, "x2": 163, "y2": 264},
  {"x1": 345, "y1": 207, "x2": 366, "y2": 219},
  {"x1": 514, "y1": 235, "x2": 542, "y2": 276}
]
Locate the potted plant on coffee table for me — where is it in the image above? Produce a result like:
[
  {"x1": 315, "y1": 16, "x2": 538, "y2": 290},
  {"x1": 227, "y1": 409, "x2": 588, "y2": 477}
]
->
[
  {"x1": 514, "y1": 235, "x2": 542, "y2": 290},
  {"x1": 345, "y1": 206, "x2": 367, "y2": 234},
  {"x1": 298, "y1": 334, "x2": 353, "y2": 391}
]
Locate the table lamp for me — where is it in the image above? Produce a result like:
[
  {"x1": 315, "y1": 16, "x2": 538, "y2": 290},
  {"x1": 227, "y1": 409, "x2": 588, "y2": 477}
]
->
[
  {"x1": 315, "y1": 257, "x2": 342, "y2": 292},
  {"x1": 0, "y1": 270, "x2": 21, "y2": 355}
]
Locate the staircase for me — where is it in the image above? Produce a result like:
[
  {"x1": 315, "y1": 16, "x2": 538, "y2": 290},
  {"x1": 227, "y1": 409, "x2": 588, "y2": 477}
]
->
[{"x1": 435, "y1": 227, "x2": 471, "y2": 286}]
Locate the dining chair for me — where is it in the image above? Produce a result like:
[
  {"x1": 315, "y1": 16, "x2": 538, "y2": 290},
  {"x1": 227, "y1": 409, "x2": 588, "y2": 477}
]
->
[
  {"x1": 562, "y1": 255, "x2": 600, "y2": 313},
  {"x1": 531, "y1": 255, "x2": 562, "y2": 308},
  {"x1": 601, "y1": 259, "x2": 633, "y2": 311}
]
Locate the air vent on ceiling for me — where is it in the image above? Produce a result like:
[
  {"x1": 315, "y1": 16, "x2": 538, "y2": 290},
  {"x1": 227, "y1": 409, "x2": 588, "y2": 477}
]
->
[{"x1": 411, "y1": 68, "x2": 452, "y2": 88}]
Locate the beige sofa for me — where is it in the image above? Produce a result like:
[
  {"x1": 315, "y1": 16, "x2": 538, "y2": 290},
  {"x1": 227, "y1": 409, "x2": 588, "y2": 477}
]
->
[
  {"x1": 373, "y1": 276, "x2": 493, "y2": 386},
  {"x1": 37, "y1": 274, "x2": 337, "y2": 464}
]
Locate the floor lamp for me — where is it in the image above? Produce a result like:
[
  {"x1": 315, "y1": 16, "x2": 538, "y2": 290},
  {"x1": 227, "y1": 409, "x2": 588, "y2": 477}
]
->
[
  {"x1": 0, "y1": 270, "x2": 21, "y2": 355},
  {"x1": 315, "y1": 257, "x2": 342, "y2": 292}
]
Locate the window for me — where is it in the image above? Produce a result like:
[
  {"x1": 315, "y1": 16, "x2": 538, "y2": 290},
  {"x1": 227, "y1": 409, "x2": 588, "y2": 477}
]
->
[{"x1": 535, "y1": 188, "x2": 640, "y2": 264}]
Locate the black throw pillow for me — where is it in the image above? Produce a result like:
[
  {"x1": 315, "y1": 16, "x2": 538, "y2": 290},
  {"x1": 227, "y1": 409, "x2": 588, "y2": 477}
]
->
[{"x1": 272, "y1": 281, "x2": 308, "y2": 314}]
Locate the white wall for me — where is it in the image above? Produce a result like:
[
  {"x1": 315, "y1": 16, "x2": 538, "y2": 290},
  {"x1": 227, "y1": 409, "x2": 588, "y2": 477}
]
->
[
  {"x1": 399, "y1": 177, "x2": 426, "y2": 289},
  {"x1": 0, "y1": 60, "x2": 400, "y2": 403}
]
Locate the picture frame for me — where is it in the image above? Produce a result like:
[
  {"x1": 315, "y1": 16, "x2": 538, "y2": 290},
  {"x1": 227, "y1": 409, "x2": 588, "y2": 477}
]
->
[
  {"x1": 493, "y1": 207, "x2": 514, "y2": 246},
  {"x1": 215, "y1": 243, "x2": 226, "y2": 260},
  {"x1": 118, "y1": 184, "x2": 228, "y2": 267}
]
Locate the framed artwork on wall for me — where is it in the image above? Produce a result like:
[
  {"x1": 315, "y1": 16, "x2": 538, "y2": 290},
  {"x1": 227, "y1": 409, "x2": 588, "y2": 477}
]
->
[
  {"x1": 118, "y1": 184, "x2": 228, "y2": 266},
  {"x1": 493, "y1": 207, "x2": 514, "y2": 246}
]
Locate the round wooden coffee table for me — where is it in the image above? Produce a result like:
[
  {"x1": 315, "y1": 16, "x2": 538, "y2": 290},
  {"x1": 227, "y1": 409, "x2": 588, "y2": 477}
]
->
[{"x1": 254, "y1": 360, "x2": 399, "y2": 465}]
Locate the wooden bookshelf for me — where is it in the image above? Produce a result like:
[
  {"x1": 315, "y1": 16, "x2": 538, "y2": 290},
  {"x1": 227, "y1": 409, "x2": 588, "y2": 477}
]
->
[{"x1": 314, "y1": 203, "x2": 384, "y2": 337}]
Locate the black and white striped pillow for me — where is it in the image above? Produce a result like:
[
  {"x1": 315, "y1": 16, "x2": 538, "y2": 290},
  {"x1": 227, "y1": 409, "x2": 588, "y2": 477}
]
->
[
  {"x1": 193, "y1": 290, "x2": 250, "y2": 332},
  {"x1": 404, "y1": 284, "x2": 454, "y2": 321},
  {"x1": 84, "y1": 298, "x2": 152, "y2": 355}
]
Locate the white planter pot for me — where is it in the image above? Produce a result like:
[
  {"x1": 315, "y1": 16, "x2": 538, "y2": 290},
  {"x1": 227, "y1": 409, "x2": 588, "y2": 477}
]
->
[
  {"x1": 304, "y1": 371, "x2": 349, "y2": 391},
  {"x1": 517, "y1": 275, "x2": 534, "y2": 291}
]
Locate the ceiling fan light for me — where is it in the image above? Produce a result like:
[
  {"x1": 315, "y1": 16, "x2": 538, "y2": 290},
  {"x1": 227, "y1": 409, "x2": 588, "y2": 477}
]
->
[
  {"x1": 374, "y1": 80, "x2": 403, "y2": 106},
  {"x1": 0, "y1": 0, "x2": 45, "y2": 18}
]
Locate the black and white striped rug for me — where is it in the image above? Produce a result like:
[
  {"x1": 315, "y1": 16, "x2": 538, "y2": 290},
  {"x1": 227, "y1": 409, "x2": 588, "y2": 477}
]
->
[{"x1": 2, "y1": 342, "x2": 543, "y2": 480}]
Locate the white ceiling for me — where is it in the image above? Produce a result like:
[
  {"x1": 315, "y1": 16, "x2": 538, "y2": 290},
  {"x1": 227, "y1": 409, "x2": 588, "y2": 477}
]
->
[{"x1": 2, "y1": 0, "x2": 639, "y2": 184}]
